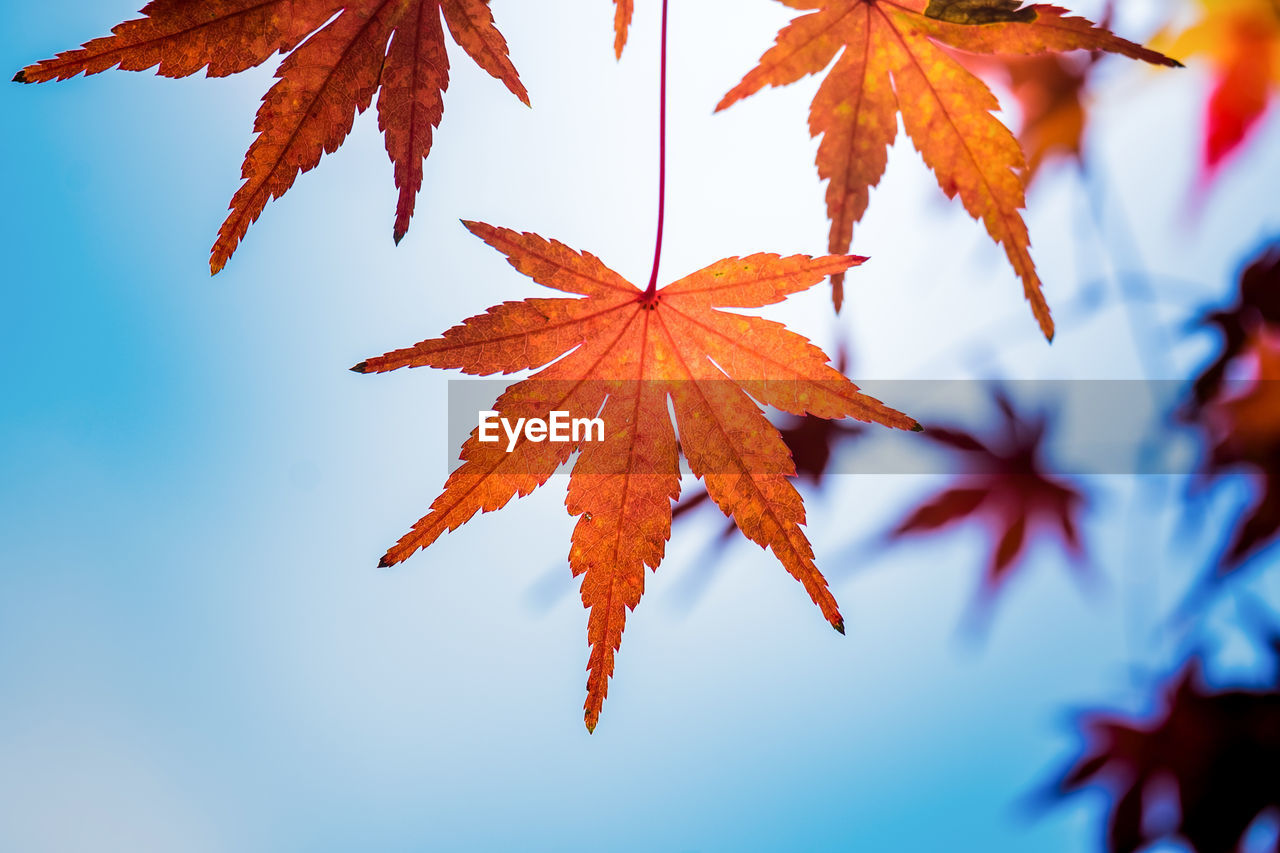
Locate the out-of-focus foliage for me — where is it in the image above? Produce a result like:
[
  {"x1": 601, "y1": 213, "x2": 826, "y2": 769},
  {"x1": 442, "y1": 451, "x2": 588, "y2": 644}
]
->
[
  {"x1": 1057, "y1": 651, "x2": 1280, "y2": 853},
  {"x1": 986, "y1": 50, "x2": 1092, "y2": 181},
  {"x1": 887, "y1": 390, "x2": 1087, "y2": 605},
  {"x1": 1188, "y1": 241, "x2": 1280, "y2": 572},
  {"x1": 1161, "y1": 0, "x2": 1280, "y2": 183}
]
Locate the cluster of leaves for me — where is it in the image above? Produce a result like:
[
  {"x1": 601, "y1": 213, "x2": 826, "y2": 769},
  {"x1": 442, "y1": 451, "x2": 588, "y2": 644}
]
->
[
  {"x1": 1057, "y1": 651, "x2": 1280, "y2": 853},
  {"x1": 1040, "y1": 238, "x2": 1280, "y2": 853},
  {"x1": 15, "y1": 1, "x2": 1180, "y2": 729}
]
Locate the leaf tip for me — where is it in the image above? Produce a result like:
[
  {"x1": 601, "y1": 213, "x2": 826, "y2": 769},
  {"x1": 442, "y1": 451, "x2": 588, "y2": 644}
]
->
[
  {"x1": 911, "y1": 422, "x2": 925, "y2": 433},
  {"x1": 833, "y1": 618, "x2": 846, "y2": 636},
  {"x1": 460, "y1": 219, "x2": 493, "y2": 242},
  {"x1": 13, "y1": 69, "x2": 29, "y2": 84},
  {"x1": 585, "y1": 716, "x2": 598, "y2": 734},
  {"x1": 350, "y1": 361, "x2": 369, "y2": 374},
  {"x1": 377, "y1": 555, "x2": 392, "y2": 568}
]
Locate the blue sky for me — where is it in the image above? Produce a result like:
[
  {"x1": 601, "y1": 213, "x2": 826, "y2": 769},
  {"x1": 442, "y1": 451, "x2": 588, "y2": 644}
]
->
[{"x1": 3, "y1": 1, "x2": 1280, "y2": 851}]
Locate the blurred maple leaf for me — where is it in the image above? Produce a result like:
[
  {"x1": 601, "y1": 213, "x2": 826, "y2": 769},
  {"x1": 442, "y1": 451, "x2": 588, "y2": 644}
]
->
[
  {"x1": 988, "y1": 51, "x2": 1092, "y2": 181},
  {"x1": 354, "y1": 221, "x2": 918, "y2": 730},
  {"x1": 14, "y1": 0, "x2": 529, "y2": 272},
  {"x1": 1161, "y1": 0, "x2": 1280, "y2": 184},
  {"x1": 1206, "y1": 332, "x2": 1280, "y2": 464},
  {"x1": 1200, "y1": 330, "x2": 1280, "y2": 571},
  {"x1": 1190, "y1": 240, "x2": 1280, "y2": 411},
  {"x1": 886, "y1": 389, "x2": 1086, "y2": 604},
  {"x1": 716, "y1": 0, "x2": 1179, "y2": 324},
  {"x1": 1057, "y1": 656, "x2": 1280, "y2": 853},
  {"x1": 1186, "y1": 241, "x2": 1280, "y2": 572}
]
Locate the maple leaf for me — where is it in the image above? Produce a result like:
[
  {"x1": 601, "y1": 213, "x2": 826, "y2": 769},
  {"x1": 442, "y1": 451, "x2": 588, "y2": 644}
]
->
[
  {"x1": 886, "y1": 389, "x2": 1085, "y2": 604},
  {"x1": 614, "y1": 0, "x2": 634, "y2": 58},
  {"x1": 1161, "y1": 0, "x2": 1280, "y2": 182},
  {"x1": 716, "y1": 0, "x2": 1179, "y2": 330},
  {"x1": 14, "y1": 0, "x2": 529, "y2": 272},
  {"x1": 352, "y1": 220, "x2": 919, "y2": 731},
  {"x1": 1189, "y1": 240, "x2": 1280, "y2": 412},
  {"x1": 1056, "y1": 658, "x2": 1280, "y2": 853},
  {"x1": 1199, "y1": 330, "x2": 1280, "y2": 571},
  {"x1": 1184, "y1": 241, "x2": 1280, "y2": 572}
]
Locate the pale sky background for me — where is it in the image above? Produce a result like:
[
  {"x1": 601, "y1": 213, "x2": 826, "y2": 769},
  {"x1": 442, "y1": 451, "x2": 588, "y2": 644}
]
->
[{"x1": 3, "y1": 1, "x2": 1280, "y2": 851}]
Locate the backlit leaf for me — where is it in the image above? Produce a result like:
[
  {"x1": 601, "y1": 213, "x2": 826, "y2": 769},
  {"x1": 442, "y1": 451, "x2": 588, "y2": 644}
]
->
[
  {"x1": 717, "y1": 0, "x2": 1179, "y2": 330},
  {"x1": 354, "y1": 221, "x2": 920, "y2": 730},
  {"x1": 15, "y1": 0, "x2": 529, "y2": 271}
]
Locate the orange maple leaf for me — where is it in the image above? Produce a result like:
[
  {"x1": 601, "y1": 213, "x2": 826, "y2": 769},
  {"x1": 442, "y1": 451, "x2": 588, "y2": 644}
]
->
[
  {"x1": 14, "y1": 0, "x2": 529, "y2": 272},
  {"x1": 716, "y1": 0, "x2": 1179, "y2": 331},
  {"x1": 353, "y1": 220, "x2": 919, "y2": 731},
  {"x1": 1161, "y1": 0, "x2": 1280, "y2": 181}
]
